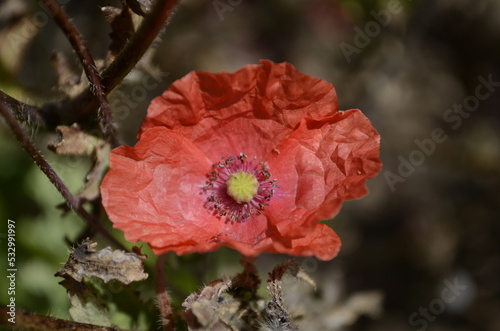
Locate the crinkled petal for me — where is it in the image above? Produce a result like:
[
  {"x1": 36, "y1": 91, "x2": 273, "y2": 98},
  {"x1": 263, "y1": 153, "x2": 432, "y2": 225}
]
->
[
  {"x1": 287, "y1": 109, "x2": 382, "y2": 222},
  {"x1": 139, "y1": 65, "x2": 257, "y2": 134},
  {"x1": 241, "y1": 222, "x2": 341, "y2": 261},
  {"x1": 263, "y1": 138, "x2": 325, "y2": 237},
  {"x1": 189, "y1": 117, "x2": 290, "y2": 162},
  {"x1": 252, "y1": 60, "x2": 338, "y2": 127},
  {"x1": 140, "y1": 60, "x2": 338, "y2": 138},
  {"x1": 261, "y1": 109, "x2": 380, "y2": 239},
  {"x1": 218, "y1": 222, "x2": 341, "y2": 261},
  {"x1": 280, "y1": 223, "x2": 342, "y2": 261},
  {"x1": 101, "y1": 127, "x2": 221, "y2": 254}
]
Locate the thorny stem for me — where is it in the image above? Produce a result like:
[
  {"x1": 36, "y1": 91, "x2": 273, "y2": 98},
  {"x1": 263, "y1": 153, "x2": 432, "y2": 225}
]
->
[
  {"x1": 5, "y1": 0, "x2": 177, "y2": 129},
  {"x1": 0, "y1": 306, "x2": 128, "y2": 331},
  {"x1": 155, "y1": 254, "x2": 175, "y2": 331},
  {"x1": 0, "y1": 0, "x2": 177, "y2": 252},
  {"x1": 60, "y1": 0, "x2": 178, "y2": 124},
  {"x1": 0, "y1": 102, "x2": 125, "y2": 251},
  {"x1": 0, "y1": 90, "x2": 50, "y2": 127},
  {"x1": 40, "y1": 0, "x2": 118, "y2": 147}
]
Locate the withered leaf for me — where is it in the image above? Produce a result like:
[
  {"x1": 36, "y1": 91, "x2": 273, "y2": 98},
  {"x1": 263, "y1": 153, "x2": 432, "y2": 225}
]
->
[
  {"x1": 49, "y1": 124, "x2": 101, "y2": 156},
  {"x1": 231, "y1": 258, "x2": 260, "y2": 295},
  {"x1": 125, "y1": 0, "x2": 154, "y2": 16},
  {"x1": 182, "y1": 259, "x2": 262, "y2": 330},
  {"x1": 268, "y1": 259, "x2": 316, "y2": 291},
  {"x1": 51, "y1": 51, "x2": 86, "y2": 98},
  {"x1": 263, "y1": 259, "x2": 316, "y2": 331},
  {"x1": 183, "y1": 279, "x2": 240, "y2": 330},
  {"x1": 56, "y1": 239, "x2": 148, "y2": 285},
  {"x1": 49, "y1": 124, "x2": 110, "y2": 204},
  {"x1": 101, "y1": 6, "x2": 134, "y2": 64}
]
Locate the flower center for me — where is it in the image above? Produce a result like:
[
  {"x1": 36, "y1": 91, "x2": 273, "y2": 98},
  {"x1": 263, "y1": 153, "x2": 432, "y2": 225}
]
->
[
  {"x1": 226, "y1": 171, "x2": 259, "y2": 203},
  {"x1": 203, "y1": 153, "x2": 277, "y2": 222}
]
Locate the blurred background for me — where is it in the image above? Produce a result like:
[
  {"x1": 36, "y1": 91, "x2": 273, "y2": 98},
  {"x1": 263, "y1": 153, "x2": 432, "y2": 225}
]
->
[{"x1": 1, "y1": 0, "x2": 499, "y2": 330}]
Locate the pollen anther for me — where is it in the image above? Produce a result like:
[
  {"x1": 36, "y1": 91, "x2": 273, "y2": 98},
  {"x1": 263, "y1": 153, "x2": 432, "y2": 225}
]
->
[{"x1": 203, "y1": 154, "x2": 277, "y2": 222}]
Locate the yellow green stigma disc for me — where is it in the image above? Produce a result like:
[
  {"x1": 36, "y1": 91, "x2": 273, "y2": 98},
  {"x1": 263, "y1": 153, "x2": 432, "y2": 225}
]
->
[{"x1": 226, "y1": 171, "x2": 259, "y2": 203}]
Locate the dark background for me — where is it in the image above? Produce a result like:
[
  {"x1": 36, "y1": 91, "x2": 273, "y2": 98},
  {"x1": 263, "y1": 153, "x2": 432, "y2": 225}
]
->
[{"x1": 1, "y1": 0, "x2": 499, "y2": 330}]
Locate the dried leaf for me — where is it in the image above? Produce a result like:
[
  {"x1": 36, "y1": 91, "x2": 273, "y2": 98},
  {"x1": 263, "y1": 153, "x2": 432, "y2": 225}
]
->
[
  {"x1": 56, "y1": 239, "x2": 148, "y2": 284},
  {"x1": 101, "y1": 6, "x2": 134, "y2": 64},
  {"x1": 50, "y1": 51, "x2": 86, "y2": 98},
  {"x1": 49, "y1": 124, "x2": 110, "y2": 203},
  {"x1": 182, "y1": 259, "x2": 262, "y2": 330},
  {"x1": 232, "y1": 258, "x2": 260, "y2": 295},
  {"x1": 262, "y1": 259, "x2": 316, "y2": 331},
  {"x1": 183, "y1": 279, "x2": 240, "y2": 330},
  {"x1": 60, "y1": 277, "x2": 112, "y2": 326},
  {"x1": 73, "y1": 139, "x2": 110, "y2": 203},
  {"x1": 125, "y1": 0, "x2": 154, "y2": 16},
  {"x1": 49, "y1": 124, "x2": 101, "y2": 156},
  {"x1": 268, "y1": 259, "x2": 316, "y2": 291}
]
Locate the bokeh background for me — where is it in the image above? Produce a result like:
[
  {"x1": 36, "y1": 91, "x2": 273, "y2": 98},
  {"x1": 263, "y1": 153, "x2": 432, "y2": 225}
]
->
[{"x1": 1, "y1": 0, "x2": 499, "y2": 330}]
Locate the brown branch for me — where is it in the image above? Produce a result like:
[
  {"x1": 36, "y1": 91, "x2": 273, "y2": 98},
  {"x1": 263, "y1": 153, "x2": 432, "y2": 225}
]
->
[
  {"x1": 5, "y1": 0, "x2": 177, "y2": 131},
  {"x1": 0, "y1": 101, "x2": 125, "y2": 250},
  {"x1": 0, "y1": 306, "x2": 128, "y2": 331},
  {"x1": 59, "y1": 0, "x2": 178, "y2": 125},
  {"x1": 155, "y1": 254, "x2": 175, "y2": 331},
  {"x1": 40, "y1": 0, "x2": 118, "y2": 147},
  {"x1": 0, "y1": 90, "x2": 54, "y2": 127}
]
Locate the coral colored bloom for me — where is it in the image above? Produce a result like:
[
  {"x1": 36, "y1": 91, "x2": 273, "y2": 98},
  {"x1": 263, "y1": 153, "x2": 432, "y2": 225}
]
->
[{"x1": 101, "y1": 60, "x2": 381, "y2": 261}]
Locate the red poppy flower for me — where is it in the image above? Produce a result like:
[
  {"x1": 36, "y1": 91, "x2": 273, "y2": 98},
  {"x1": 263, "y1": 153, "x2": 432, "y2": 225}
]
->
[{"x1": 101, "y1": 60, "x2": 381, "y2": 261}]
